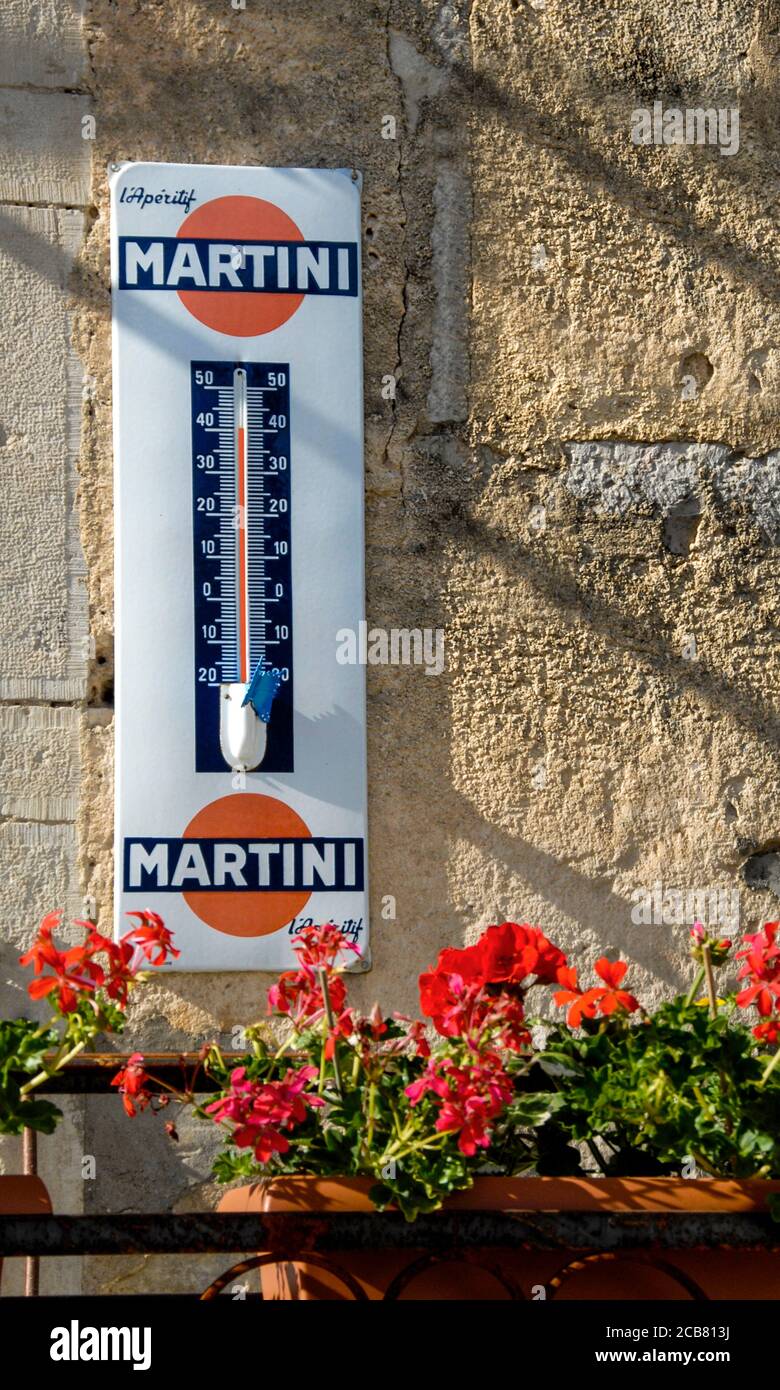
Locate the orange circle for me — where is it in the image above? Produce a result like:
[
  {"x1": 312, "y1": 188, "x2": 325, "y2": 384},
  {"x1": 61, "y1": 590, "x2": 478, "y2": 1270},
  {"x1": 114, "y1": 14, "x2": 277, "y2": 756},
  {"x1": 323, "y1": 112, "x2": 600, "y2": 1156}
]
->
[
  {"x1": 177, "y1": 195, "x2": 304, "y2": 336},
  {"x1": 182, "y1": 794, "x2": 312, "y2": 938}
]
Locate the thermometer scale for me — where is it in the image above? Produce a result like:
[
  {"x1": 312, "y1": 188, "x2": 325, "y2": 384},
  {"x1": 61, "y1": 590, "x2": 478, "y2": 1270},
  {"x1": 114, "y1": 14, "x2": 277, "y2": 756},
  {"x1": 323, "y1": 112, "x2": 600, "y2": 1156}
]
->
[{"x1": 191, "y1": 360, "x2": 293, "y2": 773}]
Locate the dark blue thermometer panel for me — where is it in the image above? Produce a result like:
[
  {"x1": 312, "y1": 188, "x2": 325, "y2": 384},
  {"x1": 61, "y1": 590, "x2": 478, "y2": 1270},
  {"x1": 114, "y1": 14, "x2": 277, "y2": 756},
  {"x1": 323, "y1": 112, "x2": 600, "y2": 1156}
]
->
[{"x1": 191, "y1": 361, "x2": 293, "y2": 773}]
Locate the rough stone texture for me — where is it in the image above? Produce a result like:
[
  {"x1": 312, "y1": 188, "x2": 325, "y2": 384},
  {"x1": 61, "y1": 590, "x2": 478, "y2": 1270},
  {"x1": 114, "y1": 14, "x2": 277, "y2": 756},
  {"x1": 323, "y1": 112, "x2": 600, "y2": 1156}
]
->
[
  {"x1": 0, "y1": 706, "x2": 80, "y2": 822},
  {"x1": 446, "y1": 0, "x2": 780, "y2": 1007},
  {"x1": 1, "y1": 0, "x2": 779, "y2": 1297},
  {"x1": 0, "y1": 89, "x2": 91, "y2": 205},
  {"x1": 0, "y1": 206, "x2": 88, "y2": 700},
  {"x1": 0, "y1": 824, "x2": 82, "y2": 973},
  {"x1": 0, "y1": 0, "x2": 86, "y2": 90},
  {"x1": 564, "y1": 440, "x2": 780, "y2": 543},
  {"x1": 0, "y1": 0, "x2": 90, "y2": 1298},
  {"x1": 0, "y1": 819, "x2": 83, "y2": 1091}
]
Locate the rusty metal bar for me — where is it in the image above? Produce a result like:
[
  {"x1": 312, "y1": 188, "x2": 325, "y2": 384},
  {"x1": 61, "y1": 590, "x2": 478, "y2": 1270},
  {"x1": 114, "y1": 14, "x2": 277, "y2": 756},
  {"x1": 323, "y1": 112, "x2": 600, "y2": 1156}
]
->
[
  {"x1": 9, "y1": 1052, "x2": 248, "y2": 1095},
  {"x1": 0, "y1": 1210, "x2": 777, "y2": 1258},
  {"x1": 21, "y1": 1127, "x2": 39, "y2": 1296}
]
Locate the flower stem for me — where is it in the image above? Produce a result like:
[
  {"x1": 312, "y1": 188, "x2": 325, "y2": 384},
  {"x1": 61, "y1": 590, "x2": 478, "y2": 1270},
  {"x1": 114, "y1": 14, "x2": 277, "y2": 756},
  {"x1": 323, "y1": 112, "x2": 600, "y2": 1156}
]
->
[
  {"x1": 690, "y1": 1150, "x2": 719, "y2": 1177},
  {"x1": 758, "y1": 1045, "x2": 780, "y2": 1089},
  {"x1": 381, "y1": 1133, "x2": 450, "y2": 1164},
  {"x1": 20, "y1": 1038, "x2": 86, "y2": 1096},
  {"x1": 702, "y1": 946, "x2": 718, "y2": 1018},
  {"x1": 685, "y1": 965, "x2": 706, "y2": 1008},
  {"x1": 318, "y1": 967, "x2": 342, "y2": 1097},
  {"x1": 366, "y1": 1081, "x2": 377, "y2": 1148}
]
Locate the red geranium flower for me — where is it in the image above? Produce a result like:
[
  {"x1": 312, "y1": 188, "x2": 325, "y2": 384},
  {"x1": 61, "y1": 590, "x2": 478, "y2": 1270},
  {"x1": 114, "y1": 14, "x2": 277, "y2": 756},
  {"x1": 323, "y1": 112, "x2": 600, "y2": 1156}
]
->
[
  {"x1": 482, "y1": 922, "x2": 567, "y2": 985},
  {"x1": 406, "y1": 1055, "x2": 512, "y2": 1156},
  {"x1": 20, "y1": 911, "x2": 177, "y2": 1015},
  {"x1": 205, "y1": 1064, "x2": 324, "y2": 1164},
  {"x1": 82, "y1": 930, "x2": 139, "y2": 1007},
  {"x1": 418, "y1": 968, "x2": 475, "y2": 1037},
  {"x1": 434, "y1": 923, "x2": 567, "y2": 991},
  {"x1": 736, "y1": 923, "x2": 780, "y2": 1018},
  {"x1": 434, "y1": 1096, "x2": 494, "y2": 1156},
  {"x1": 111, "y1": 1052, "x2": 153, "y2": 1117},
  {"x1": 554, "y1": 958, "x2": 638, "y2": 1027},
  {"x1": 435, "y1": 943, "x2": 488, "y2": 985},
  {"x1": 420, "y1": 923, "x2": 569, "y2": 1044},
  {"x1": 268, "y1": 968, "x2": 346, "y2": 1024},
  {"x1": 405, "y1": 1018, "x2": 431, "y2": 1058},
  {"x1": 737, "y1": 976, "x2": 780, "y2": 1018},
  {"x1": 123, "y1": 910, "x2": 180, "y2": 966},
  {"x1": 738, "y1": 922, "x2": 779, "y2": 961},
  {"x1": 753, "y1": 1018, "x2": 780, "y2": 1045},
  {"x1": 324, "y1": 1008, "x2": 355, "y2": 1059},
  {"x1": 553, "y1": 967, "x2": 602, "y2": 1027},
  {"x1": 593, "y1": 957, "x2": 639, "y2": 1015},
  {"x1": 489, "y1": 990, "x2": 532, "y2": 1051},
  {"x1": 290, "y1": 923, "x2": 359, "y2": 971},
  {"x1": 19, "y1": 912, "x2": 105, "y2": 1014},
  {"x1": 18, "y1": 910, "x2": 62, "y2": 972}
]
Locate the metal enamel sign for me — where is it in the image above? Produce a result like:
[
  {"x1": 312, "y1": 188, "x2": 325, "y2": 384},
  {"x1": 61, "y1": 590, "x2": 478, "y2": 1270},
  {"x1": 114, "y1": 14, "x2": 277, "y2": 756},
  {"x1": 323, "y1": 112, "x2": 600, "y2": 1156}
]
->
[{"x1": 110, "y1": 162, "x2": 368, "y2": 970}]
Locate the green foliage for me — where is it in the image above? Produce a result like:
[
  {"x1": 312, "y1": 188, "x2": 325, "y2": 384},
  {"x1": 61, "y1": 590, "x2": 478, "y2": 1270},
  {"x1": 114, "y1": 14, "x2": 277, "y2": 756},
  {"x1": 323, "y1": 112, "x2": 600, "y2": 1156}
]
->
[
  {"x1": 369, "y1": 1148, "x2": 473, "y2": 1221},
  {"x1": 2, "y1": 992, "x2": 133, "y2": 1137},
  {"x1": 0, "y1": 1019, "x2": 61, "y2": 1135},
  {"x1": 530, "y1": 995, "x2": 780, "y2": 1179},
  {"x1": 211, "y1": 1149, "x2": 260, "y2": 1185}
]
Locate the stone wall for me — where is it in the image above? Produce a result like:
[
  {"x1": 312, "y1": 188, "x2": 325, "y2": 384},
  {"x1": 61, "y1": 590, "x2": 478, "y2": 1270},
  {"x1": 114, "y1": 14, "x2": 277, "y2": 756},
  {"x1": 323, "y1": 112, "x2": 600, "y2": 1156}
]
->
[
  {"x1": 0, "y1": 0, "x2": 90, "y2": 1294},
  {"x1": 1, "y1": 0, "x2": 779, "y2": 1295}
]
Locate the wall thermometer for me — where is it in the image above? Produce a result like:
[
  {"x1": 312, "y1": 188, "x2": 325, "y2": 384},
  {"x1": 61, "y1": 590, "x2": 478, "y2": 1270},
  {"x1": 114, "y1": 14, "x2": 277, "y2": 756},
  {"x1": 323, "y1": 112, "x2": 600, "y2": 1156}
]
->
[
  {"x1": 191, "y1": 360, "x2": 293, "y2": 773},
  {"x1": 111, "y1": 163, "x2": 368, "y2": 971}
]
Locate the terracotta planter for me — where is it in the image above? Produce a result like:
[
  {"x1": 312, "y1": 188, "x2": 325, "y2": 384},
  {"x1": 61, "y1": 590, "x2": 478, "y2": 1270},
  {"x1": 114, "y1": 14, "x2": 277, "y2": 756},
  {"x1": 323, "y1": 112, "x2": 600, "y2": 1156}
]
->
[
  {"x1": 218, "y1": 1175, "x2": 780, "y2": 1300},
  {"x1": 0, "y1": 1175, "x2": 51, "y2": 1293}
]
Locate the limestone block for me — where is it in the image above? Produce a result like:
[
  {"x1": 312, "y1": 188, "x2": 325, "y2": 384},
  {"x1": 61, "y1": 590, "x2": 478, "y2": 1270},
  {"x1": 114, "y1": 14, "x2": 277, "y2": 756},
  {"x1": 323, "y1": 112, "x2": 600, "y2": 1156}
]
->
[
  {"x1": 0, "y1": 706, "x2": 80, "y2": 822},
  {"x1": 0, "y1": 90, "x2": 91, "y2": 206},
  {"x1": 0, "y1": 821, "x2": 81, "y2": 963},
  {"x1": 0, "y1": 0, "x2": 86, "y2": 91},
  {"x1": 0, "y1": 206, "x2": 88, "y2": 700}
]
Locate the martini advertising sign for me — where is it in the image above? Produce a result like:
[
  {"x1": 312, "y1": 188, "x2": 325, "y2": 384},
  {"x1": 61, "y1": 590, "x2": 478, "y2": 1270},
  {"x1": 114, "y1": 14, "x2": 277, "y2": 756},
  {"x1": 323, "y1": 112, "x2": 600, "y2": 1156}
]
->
[{"x1": 110, "y1": 162, "x2": 368, "y2": 970}]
